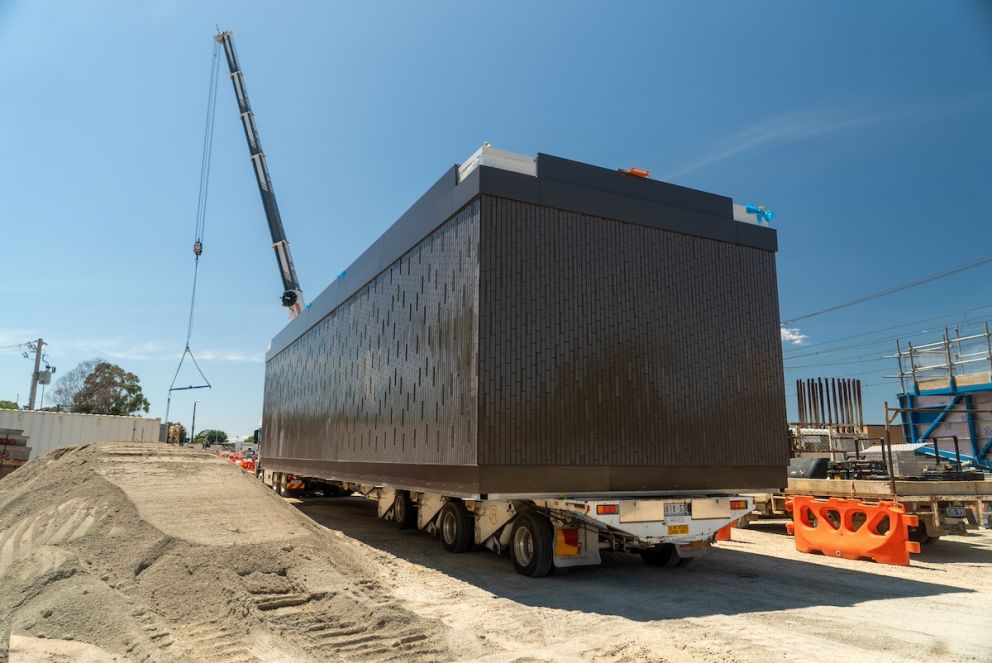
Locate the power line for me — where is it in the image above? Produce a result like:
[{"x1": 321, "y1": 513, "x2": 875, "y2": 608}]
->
[
  {"x1": 782, "y1": 367, "x2": 885, "y2": 379},
  {"x1": 781, "y1": 254, "x2": 992, "y2": 325},
  {"x1": 785, "y1": 335, "x2": 912, "y2": 361},
  {"x1": 783, "y1": 319, "x2": 987, "y2": 361},
  {"x1": 784, "y1": 356, "x2": 889, "y2": 370},
  {"x1": 783, "y1": 303, "x2": 992, "y2": 357}
]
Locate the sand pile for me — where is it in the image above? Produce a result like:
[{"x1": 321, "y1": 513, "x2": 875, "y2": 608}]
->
[{"x1": 0, "y1": 442, "x2": 452, "y2": 662}]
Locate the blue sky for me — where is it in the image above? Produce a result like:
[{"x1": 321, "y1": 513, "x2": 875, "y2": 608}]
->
[{"x1": 1, "y1": 1, "x2": 990, "y2": 437}]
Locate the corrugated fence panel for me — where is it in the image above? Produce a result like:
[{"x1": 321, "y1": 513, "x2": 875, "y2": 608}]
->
[
  {"x1": 477, "y1": 196, "x2": 787, "y2": 468},
  {"x1": 0, "y1": 410, "x2": 161, "y2": 460}
]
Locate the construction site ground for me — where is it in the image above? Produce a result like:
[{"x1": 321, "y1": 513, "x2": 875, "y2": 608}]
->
[{"x1": 2, "y1": 443, "x2": 990, "y2": 663}]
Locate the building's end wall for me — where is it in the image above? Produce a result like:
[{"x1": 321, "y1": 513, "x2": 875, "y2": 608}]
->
[{"x1": 477, "y1": 195, "x2": 788, "y2": 471}]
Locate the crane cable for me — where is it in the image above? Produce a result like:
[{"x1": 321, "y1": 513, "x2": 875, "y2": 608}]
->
[
  {"x1": 167, "y1": 40, "x2": 221, "y2": 405},
  {"x1": 185, "y1": 36, "x2": 220, "y2": 351}
]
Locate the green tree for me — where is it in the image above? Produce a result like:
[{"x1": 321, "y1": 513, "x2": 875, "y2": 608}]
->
[
  {"x1": 194, "y1": 429, "x2": 228, "y2": 446},
  {"x1": 72, "y1": 362, "x2": 150, "y2": 416},
  {"x1": 51, "y1": 358, "x2": 103, "y2": 410},
  {"x1": 0, "y1": 400, "x2": 18, "y2": 410}
]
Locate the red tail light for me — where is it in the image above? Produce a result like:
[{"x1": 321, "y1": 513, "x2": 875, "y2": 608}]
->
[{"x1": 596, "y1": 504, "x2": 619, "y2": 515}]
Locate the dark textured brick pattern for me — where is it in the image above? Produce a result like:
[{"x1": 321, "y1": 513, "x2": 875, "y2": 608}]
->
[
  {"x1": 477, "y1": 196, "x2": 786, "y2": 468},
  {"x1": 263, "y1": 202, "x2": 480, "y2": 465},
  {"x1": 262, "y1": 192, "x2": 787, "y2": 490}
]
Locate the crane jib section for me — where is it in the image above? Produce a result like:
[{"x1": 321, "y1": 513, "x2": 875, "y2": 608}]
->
[{"x1": 216, "y1": 31, "x2": 303, "y2": 313}]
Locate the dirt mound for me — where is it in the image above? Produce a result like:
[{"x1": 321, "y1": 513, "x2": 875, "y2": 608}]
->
[{"x1": 0, "y1": 443, "x2": 453, "y2": 662}]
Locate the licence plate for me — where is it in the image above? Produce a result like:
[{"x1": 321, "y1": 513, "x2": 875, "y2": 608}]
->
[
  {"x1": 946, "y1": 507, "x2": 966, "y2": 518},
  {"x1": 664, "y1": 502, "x2": 689, "y2": 517},
  {"x1": 667, "y1": 524, "x2": 689, "y2": 535}
]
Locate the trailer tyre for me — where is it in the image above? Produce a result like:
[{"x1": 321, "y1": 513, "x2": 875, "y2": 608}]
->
[
  {"x1": 438, "y1": 501, "x2": 474, "y2": 553},
  {"x1": 640, "y1": 543, "x2": 683, "y2": 568},
  {"x1": 393, "y1": 491, "x2": 417, "y2": 530},
  {"x1": 509, "y1": 513, "x2": 554, "y2": 578},
  {"x1": 908, "y1": 524, "x2": 932, "y2": 545}
]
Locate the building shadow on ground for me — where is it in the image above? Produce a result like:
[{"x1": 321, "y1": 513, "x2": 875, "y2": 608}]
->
[{"x1": 293, "y1": 496, "x2": 974, "y2": 622}]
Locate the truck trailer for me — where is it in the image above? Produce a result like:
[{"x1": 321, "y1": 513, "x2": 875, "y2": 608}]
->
[{"x1": 258, "y1": 145, "x2": 788, "y2": 576}]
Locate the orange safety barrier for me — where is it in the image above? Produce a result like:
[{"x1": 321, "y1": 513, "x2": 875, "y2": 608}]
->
[
  {"x1": 786, "y1": 496, "x2": 920, "y2": 566},
  {"x1": 240, "y1": 459, "x2": 255, "y2": 471}
]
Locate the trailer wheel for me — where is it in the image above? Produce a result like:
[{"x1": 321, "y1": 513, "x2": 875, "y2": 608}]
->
[
  {"x1": 908, "y1": 524, "x2": 932, "y2": 545},
  {"x1": 639, "y1": 544, "x2": 684, "y2": 568},
  {"x1": 438, "y1": 501, "x2": 474, "y2": 553},
  {"x1": 509, "y1": 513, "x2": 554, "y2": 578},
  {"x1": 393, "y1": 491, "x2": 417, "y2": 530}
]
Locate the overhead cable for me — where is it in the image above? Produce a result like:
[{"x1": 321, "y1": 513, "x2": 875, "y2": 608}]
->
[
  {"x1": 782, "y1": 255, "x2": 992, "y2": 325},
  {"x1": 783, "y1": 303, "x2": 992, "y2": 357}
]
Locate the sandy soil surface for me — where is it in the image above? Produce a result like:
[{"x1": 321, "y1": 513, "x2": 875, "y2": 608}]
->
[
  {"x1": 1, "y1": 442, "x2": 990, "y2": 662},
  {"x1": 8, "y1": 635, "x2": 123, "y2": 663},
  {"x1": 293, "y1": 497, "x2": 992, "y2": 663},
  {"x1": 0, "y1": 443, "x2": 452, "y2": 662}
]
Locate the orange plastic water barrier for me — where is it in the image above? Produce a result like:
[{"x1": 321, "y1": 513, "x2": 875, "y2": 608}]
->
[{"x1": 786, "y1": 496, "x2": 920, "y2": 566}]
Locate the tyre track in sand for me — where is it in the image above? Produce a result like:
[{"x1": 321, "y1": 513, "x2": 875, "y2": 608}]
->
[{"x1": 0, "y1": 442, "x2": 454, "y2": 662}]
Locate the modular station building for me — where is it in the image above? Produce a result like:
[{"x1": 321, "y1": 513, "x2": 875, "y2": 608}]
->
[{"x1": 261, "y1": 147, "x2": 788, "y2": 498}]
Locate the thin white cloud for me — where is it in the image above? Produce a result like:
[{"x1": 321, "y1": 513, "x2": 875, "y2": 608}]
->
[
  {"x1": 667, "y1": 108, "x2": 884, "y2": 179},
  {"x1": 3, "y1": 333, "x2": 265, "y2": 364},
  {"x1": 781, "y1": 327, "x2": 807, "y2": 346},
  {"x1": 667, "y1": 92, "x2": 992, "y2": 179},
  {"x1": 57, "y1": 338, "x2": 172, "y2": 362},
  {"x1": 198, "y1": 350, "x2": 264, "y2": 363}
]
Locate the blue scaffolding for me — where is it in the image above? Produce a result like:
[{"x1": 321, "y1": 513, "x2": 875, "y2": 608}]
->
[{"x1": 890, "y1": 323, "x2": 992, "y2": 470}]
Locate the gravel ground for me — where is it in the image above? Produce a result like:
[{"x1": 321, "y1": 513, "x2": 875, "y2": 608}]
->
[{"x1": 294, "y1": 496, "x2": 992, "y2": 663}]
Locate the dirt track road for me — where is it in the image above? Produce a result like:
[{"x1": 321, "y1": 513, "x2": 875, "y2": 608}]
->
[{"x1": 295, "y1": 497, "x2": 992, "y2": 663}]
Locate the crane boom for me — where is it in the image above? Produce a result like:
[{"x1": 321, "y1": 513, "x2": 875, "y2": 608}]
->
[{"x1": 215, "y1": 30, "x2": 304, "y2": 318}]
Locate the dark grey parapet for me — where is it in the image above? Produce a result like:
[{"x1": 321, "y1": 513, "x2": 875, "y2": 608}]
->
[{"x1": 266, "y1": 153, "x2": 776, "y2": 361}]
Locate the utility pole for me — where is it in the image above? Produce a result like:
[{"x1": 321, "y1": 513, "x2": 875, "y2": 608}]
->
[
  {"x1": 191, "y1": 400, "x2": 200, "y2": 446},
  {"x1": 26, "y1": 339, "x2": 45, "y2": 410}
]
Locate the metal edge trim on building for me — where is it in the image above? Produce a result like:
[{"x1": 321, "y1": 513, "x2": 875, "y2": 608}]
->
[{"x1": 266, "y1": 154, "x2": 778, "y2": 362}]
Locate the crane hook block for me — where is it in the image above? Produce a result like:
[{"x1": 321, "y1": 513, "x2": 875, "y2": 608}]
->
[{"x1": 193, "y1": 240, "x2": 203, "y2": 257}]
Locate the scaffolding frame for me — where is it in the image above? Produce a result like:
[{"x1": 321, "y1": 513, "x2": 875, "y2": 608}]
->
[{"x1": 885, "y1": 323, "x2": 992, "y2": 469}]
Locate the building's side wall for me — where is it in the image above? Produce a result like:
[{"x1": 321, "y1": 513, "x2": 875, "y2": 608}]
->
[
  {"x1": 477, "y1": 195, "x2": 787, "y2": 470},
  {"x1": 262, "y1": 201, "x2": 480, "y2": 467}
]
